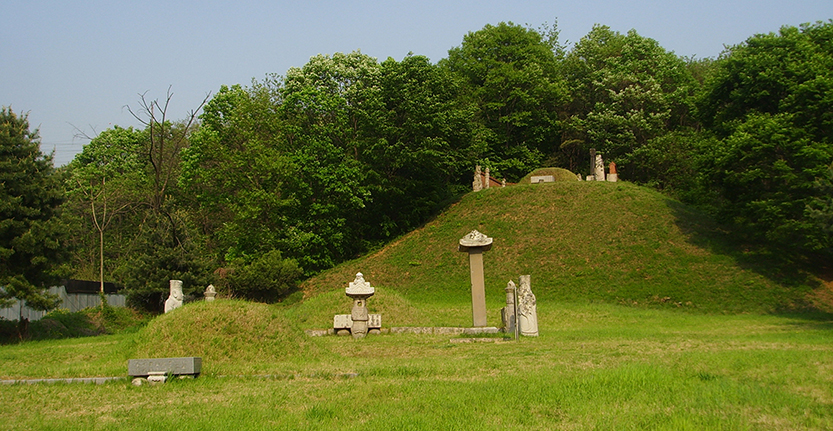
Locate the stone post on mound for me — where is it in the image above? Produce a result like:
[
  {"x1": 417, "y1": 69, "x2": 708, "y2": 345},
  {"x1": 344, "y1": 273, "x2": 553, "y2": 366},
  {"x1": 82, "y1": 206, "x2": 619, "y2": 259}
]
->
[{"x1": 458, "y1": 230, "x2": 493, "y2": 327}]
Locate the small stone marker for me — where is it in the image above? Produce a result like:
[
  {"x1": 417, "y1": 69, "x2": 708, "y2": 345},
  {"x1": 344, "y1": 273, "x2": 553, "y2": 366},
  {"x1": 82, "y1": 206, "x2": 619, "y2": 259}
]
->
[
  {"x1": 345, "y1": 273, "x2": 375, "y2": 339},
  {"x1": 607, "y1": 162, "x2": 618, "y2": 182},
  {"x1": 164, "y1": 280, "x2": 184, "y2": 313},
  {"x1": 484, "y1": 167, "x2": 491, "y2": 189},
  {"x1": 530, "y1": 175, "x2": 555, "y2": 184},
  {"x1": 458, "y1": 230, "x2": 493, "y2": 327},
  {"x1": 517, "y1": 275, "x2": 539, "y2": 336},
  {"x1": 204, "y1": 284, "x2": 216, "y2": 302},
  {"x1": 501, "y1": 280, "x2": 517, "y2": 334}
]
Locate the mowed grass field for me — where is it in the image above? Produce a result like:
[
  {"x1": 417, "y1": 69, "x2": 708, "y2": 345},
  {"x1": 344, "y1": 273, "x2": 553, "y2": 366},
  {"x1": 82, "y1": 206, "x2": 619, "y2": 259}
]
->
[
  {"x1": 1, "y1": 300, "x2": 831, "y2": 430},
  {"x1": 1, "y1": 180, "x2": 832, "y2": 429}
]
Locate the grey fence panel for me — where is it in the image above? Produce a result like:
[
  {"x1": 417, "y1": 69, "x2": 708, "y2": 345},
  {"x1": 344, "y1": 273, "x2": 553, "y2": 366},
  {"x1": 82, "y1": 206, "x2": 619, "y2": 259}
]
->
[{"x1": 0, "y1": 286, "x2": 126, "y2": 322}]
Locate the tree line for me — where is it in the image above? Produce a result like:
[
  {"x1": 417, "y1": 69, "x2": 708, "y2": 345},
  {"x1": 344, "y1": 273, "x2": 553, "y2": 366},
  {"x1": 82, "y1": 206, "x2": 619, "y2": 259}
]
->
[{"x1": 3, "y1": 20, "x2": 832, "y2": 312}]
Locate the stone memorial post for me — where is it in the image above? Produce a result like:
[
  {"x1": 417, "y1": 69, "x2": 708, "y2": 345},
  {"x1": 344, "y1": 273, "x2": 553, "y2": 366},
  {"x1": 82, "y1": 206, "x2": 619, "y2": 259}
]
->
[
  {"x1": 484, "y1": 167, "x2": 491, "y2": 189},
  {"x1": 458, "y1": 230, "x2": 493, "y2": 327},
  {"x1": 517, "y1": 275, "x2": 539, "y2": 336},
  {"x1": 345, "y1": 273, "x2": 375, "y2": 339},
  {"x1": 472, "y1": 165, "x2": 483, "y2": 192},
  {"x1": 594, "y1": 154, "x2": 606, "y2": 182},
  {"x1": 589, "y1": 148, "x2": 596, "y2": 179},
  {"x1": 501, "y1": 280, "x2": 517, "y2": 335},
  {"x1": 164, "y1": 280, "x2": 184, "y2": 313},
  {"x1": 607, "y1": 162, "x2": 618, "y2": 182}
]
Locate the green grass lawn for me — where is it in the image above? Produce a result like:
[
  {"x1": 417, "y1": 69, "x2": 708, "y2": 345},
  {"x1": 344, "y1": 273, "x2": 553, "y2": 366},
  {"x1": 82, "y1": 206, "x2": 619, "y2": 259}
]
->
[{"x1": 1, "y1": 300, "x2": 831, "y2": 430}]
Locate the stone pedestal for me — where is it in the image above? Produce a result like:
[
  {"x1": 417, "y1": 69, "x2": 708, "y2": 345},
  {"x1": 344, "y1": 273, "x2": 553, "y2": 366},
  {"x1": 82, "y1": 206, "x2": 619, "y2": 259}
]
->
[{"x1": 458, "y1": 230, "x2": 493, "y2": 327}]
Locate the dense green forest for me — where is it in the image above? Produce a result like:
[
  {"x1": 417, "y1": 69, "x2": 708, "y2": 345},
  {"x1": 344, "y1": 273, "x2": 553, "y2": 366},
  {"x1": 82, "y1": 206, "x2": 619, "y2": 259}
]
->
[{"x1": 3, "y1": 20, "x2": 832, "y2": 312}]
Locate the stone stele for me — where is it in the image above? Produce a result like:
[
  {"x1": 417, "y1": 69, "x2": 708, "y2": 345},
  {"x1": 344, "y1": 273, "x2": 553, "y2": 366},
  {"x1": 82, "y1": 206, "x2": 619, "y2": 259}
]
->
[
  {"x1": 517, "y1": 275, "x2": 539, "y2": 336},
  {"x1": 164, "y1": 280, "x2": 184, "y2": 313},
  {"x1": 458, "y1": 230, "x2": 493, "y2": 327}
]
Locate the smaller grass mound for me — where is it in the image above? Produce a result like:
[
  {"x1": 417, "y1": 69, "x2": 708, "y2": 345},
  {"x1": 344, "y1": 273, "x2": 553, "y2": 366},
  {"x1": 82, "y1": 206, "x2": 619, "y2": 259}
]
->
[
  {"x1": 132, "y1": 300, "x2": 316, "y2": 373},
  {"x1": 288, "y1": 286, "x2": 428, "y2": 330},
  {"x1": 518, "y1": 167, "x2": 579, "y2": 184}
]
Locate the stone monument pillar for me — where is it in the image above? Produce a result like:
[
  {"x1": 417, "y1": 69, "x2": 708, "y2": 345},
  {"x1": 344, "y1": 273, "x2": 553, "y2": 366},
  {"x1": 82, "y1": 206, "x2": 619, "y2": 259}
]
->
[
  {"x1": 594, "y1": 154, "x2": 606, "y2": 182},
  {"x1": 472, "y1": 165, "x2": 483, "y2": 192},
  {"x1": 607, "y1": 162, "x2": 618, "y2": 182},
  {"x1": 501, "y1": 280, "x2": 517, "y2": 335},
  {"x1": 164, "y1": 280, "x2": 184, "y2": 313},
  {"x1": 458, "y1": 230, "x2": 493, "y2": 327},
  {"x1": 345, "y1": 273, "x2": 375, "y2": 339},
  {"x1": 204, "y1": 284, "x2": 216, "y2": 302},
  {"x1": 517, "y1": 275, "x2": 538, "y2": 336},
  {"x1": 484, "y1": 167, "x2": 491, "y2": 189}
]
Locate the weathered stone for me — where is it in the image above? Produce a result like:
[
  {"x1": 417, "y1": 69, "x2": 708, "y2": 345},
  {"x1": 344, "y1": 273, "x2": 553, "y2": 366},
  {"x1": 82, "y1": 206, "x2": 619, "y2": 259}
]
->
[
  {"x1": 128, "y1": 357, "x2": 201, "y2": 377},
  {"x1": 147, "y1": 371, "x2": 167, "y2": 385},
  {"x1": 204, "y1": 284, "x2": 216, "y2": 302},
  {"x1": 594, "y1": 154, "x2": 605, "y2": 182},
  {"x1": 434, "y1": 327, "x2": 466, "y2": 335},
  {"x1": 458, "y1": 230, "x2": 493, "y2": 327},
  {"x1": 164, "y1": 280, "x2": 184, "y2": 313},
  {"x1": 472, "y1": 165, "x2": 483, "y2": 192},
  {"x1": 484, "y1": 167, "x2": 491, "y2": 189},
  {"x1": 333, "y1": 314, "x2": 382, "y2": 330},
  {"x1": 607, "y1": 162, "x2": 618, "y2": 182},
  {"x1": 463, "y1": 327, "x2": 500, "y2": 335},
  {"x1": 530, "y1": 175, "x2": 555, "y2": 184},
  {"x1": 517, "y1": 275, "x2": 539, "y2": 336},
  {"x1": 501, "y1": 280, "x2": 517, "y2": 334}
]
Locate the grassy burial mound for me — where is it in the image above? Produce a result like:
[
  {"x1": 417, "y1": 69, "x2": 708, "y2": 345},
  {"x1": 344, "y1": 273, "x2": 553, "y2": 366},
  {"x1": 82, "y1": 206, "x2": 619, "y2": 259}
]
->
[
  {"x1": 518, "y1": 167, "x2": 581, "y2": 184},
  {"x1": 131, "y1": 300, "x2": 319, "y2": 374},
  {"x1": 303, "y1": 180, "x2": 823, "y2": 314}
]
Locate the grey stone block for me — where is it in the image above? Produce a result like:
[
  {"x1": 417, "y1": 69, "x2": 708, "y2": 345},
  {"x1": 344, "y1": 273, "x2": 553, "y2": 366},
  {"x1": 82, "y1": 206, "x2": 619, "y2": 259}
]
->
[{"x1": 128, "y1": 357, "x2": 201, "y2": 377}]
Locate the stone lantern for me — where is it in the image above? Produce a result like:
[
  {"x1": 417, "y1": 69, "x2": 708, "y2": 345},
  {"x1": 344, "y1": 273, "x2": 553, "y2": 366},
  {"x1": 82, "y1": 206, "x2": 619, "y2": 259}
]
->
[{"x1": 345, "y1": 273, "x2": 375, "y2": 338}]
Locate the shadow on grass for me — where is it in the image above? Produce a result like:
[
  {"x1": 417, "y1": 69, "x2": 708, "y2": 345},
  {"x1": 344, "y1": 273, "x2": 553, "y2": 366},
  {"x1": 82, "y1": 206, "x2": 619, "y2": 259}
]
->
[{"x1": 665, "y1": 199, "x2": 833, "y2": 319}]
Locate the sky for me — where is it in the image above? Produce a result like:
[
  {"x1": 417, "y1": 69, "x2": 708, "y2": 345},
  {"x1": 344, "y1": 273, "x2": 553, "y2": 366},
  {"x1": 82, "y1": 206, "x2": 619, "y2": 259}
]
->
[{"x1": 3, "y1": 0, "x2": 831, "y2": 166}]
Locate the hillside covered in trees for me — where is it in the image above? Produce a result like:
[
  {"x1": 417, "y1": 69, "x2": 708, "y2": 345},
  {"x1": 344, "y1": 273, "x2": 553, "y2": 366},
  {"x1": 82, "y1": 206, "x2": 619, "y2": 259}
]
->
[{"x1": 4, "y1": 20, "x2": 832, "y2": 312}]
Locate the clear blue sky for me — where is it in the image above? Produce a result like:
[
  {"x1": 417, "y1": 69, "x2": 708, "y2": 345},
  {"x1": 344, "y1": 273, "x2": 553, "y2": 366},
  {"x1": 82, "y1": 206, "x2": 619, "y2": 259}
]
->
[{"x1": 3, "y1": 0, "x2": 830, "y2": 166}]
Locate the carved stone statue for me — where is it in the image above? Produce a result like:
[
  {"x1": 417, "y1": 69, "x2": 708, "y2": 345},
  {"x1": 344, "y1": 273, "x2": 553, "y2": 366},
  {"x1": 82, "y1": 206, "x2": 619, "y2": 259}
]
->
[
  {"x1": 165, "y1": 280, "x2": 184, "y2": 313},
  {"x1": 517, "y1": 275, "x2": 538, "y2": 336},
  {"x1": 473, "y1": 165, "x2": 483, "y2": 192}
]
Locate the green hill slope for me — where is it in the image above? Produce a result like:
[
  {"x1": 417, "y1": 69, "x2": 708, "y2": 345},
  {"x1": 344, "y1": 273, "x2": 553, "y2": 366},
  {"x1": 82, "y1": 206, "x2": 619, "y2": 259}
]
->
[{"x1": 303, "y1": 181, "x2": 823, "y2": 314}]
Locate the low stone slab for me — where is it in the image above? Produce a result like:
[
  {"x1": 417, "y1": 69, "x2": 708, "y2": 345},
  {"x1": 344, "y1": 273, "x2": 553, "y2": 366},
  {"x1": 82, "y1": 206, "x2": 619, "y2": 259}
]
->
[
  {"x1": 450, "y1": 337, "x2": 511, "y2": 344},
  {"x1": 333, "y1": 314, "x2": 382, "y2": 329},
  {"x1": 530, "y1": 175, "x2": 555, "y2": 184},
  {"x1": 128, "y1": 357, "x2": 201, "y2": 377}
]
